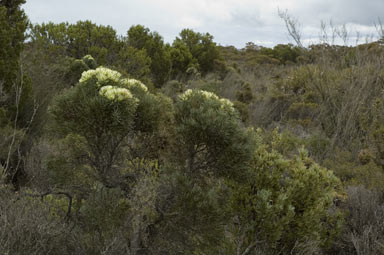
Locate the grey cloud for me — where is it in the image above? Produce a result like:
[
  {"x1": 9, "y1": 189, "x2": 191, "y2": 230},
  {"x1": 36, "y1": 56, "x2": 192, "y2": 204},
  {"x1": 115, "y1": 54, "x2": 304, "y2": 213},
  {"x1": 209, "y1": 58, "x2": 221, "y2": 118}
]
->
[
  {"x1": 23, "y1": 0, "x2": 383, "y2": 48},
  {"x1": 286, "y1": 0, "x2": 384, "y2": 27}
]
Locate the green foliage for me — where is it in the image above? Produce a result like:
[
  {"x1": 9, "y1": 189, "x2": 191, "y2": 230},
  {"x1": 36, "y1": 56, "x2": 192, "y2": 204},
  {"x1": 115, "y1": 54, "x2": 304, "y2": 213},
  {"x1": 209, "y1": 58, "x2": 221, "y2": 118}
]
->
[
  {"x1": 116, "y1": 45, "x2": 152, "y2": 83},
  {"x1": 150, "y1": 167, "x2": 230, "y2": 253},
  {"x1": 127, "y1": 25, "x2": 172, "y2": 87},
  {"x1": 0, "y1": 0, "x2": 31, "y2": 120},
  {"x1": 79, "y1": 185, "x2": 130, "y2": 235},
  {"x1": 50, "y1": 67, "x2": 140, "y2": 185},
  {"x1": 270, "y1": 44, "x2": 301, "y2": 64},
  {"x1": 371, "y1": 99, "x2": 384, "y2": 170},
  {"x1": 170, "y1": 39, "x2": 198, "y2": 78},
  {"x1": 235, "y1": 82, "x2": 253, "y2": 104},
  {"x1": 0, "y1": 0, "x2": 34, "y2": 186},
  {"x1": 0, "y1": 124, "x2": 23, "y2": 159},
  {"x1": 358, "y1": 148, "x2": 373, "y2": 165},
  {"x1": 64, "y1": 55, "x2": 97, "y2": 86},
  {"x1": 233, "y1": 100, "x2": 249, "y2": 123},
  {"x1": 323, "y1": 149, "x2": 384, "y2": 189},
  {"x1": 0, "y1": 0, "x2": 28, "y2": 92},
  {"x1": 50, "y1": 66, "x2": 174, "y2": 187},
  {"x1": 174, "y1": 89, "x2": 255, "y2": 178},
  {"x1": 174, "y1": 29, "x2": 220, "y2": 74},
  {"x1": 67, "y1": 21, "x2": 119, "y2": 64},
  {"x1": 264, "y1": 62, "x2": 380, "y2": 152},
  {"x1": 51, "y1": 67, "x2": 138, "y2": 136},
  {"x1": 30, "y1": 21, "x2": 120, "y2": 65},
  {"x1": 231, "y1": 132, "x2": 342, "y2": 254}
]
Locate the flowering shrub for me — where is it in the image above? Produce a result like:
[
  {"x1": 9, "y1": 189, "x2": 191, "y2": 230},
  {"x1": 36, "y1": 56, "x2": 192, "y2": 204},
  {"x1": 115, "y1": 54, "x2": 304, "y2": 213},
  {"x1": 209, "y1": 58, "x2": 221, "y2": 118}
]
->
[
  {"x1": 174, "y1": 89, "x2": 253, "y2": 178},
  {"x1": 180, "y1": 89, "x2": 217, "y2": 101},
  {"x1": 78, "y1": 66, "x2": 148, "y2": 103},
  {"x1": 50, "y1": 66, "x2": 174, "y2": 187},
  {"x1": 99, "y1": 85, "x2": 135, "y2": 102},
  {"x1": 121, "y1": 78, "x2": 148, "y2": 93},
  {"x1": 179, "y1": 89, "x2": 235, "y2": 114},
  {"x1": 79, "y1": 66, "x2": 122, "y2": 87},
  {"x1": 82, "y1": 54, "x2": 96, "y2": 69}
]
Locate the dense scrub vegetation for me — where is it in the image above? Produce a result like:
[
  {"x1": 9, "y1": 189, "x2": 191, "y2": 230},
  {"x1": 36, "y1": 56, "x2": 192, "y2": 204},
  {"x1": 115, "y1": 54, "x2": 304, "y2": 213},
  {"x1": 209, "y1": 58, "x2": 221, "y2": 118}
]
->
[{"x1": 2, "y1": 1, "x2": 384, "y2": 254}]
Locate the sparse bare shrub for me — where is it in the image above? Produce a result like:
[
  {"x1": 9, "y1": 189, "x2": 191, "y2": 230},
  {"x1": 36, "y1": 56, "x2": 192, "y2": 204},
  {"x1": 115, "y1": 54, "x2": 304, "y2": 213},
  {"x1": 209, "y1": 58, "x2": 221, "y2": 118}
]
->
[
  {"x1": 0, "y1": 187, "x2": 76, "y2": 255},
  {"x1": 24, "y1": 139, "x2": 56, "y2": 190},
  {"x1": 332, "y1": 186, "x2": 384, "y2": 255}
]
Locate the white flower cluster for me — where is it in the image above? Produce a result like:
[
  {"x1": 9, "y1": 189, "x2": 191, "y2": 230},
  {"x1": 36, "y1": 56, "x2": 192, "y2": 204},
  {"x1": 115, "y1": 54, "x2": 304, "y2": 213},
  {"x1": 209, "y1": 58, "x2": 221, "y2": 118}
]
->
[
  {"x1": 99, "y1": 85, "x2": 134, "y2": 102},
  {"x1": 121, "y1": 78, "x2": 148, "y2": 92},
  {"x1": 180, "y1": 89, "x2": 235, "y2": 111},
  {"x1": 82, "y1": 55, "x2": 95, "y2": 63},
  {"x1": 219, "y1": 98, "x2": 234, "y2": 108},
  {"x1": 79, "y1": 67, "x2": 122, "y2": 87},
  {"x1": 79, "y1": 67, "x2": 149, "y2": 102},
  {"x1": 180, "y1": 89, "x2": 220, "y2": 101},
  {"x1": 180, "y1": 89, "x2": 219, "y2": 101},
  {"x1": 178, "y1": 89, "x2": 193, "y2": 101}
]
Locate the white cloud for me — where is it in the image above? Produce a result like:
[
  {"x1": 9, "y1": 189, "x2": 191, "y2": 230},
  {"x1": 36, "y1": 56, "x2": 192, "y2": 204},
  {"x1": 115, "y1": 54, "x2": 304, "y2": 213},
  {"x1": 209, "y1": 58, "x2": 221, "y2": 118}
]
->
[{"x1": 23, "y1": 0, "x2": 384, "y2": 48}]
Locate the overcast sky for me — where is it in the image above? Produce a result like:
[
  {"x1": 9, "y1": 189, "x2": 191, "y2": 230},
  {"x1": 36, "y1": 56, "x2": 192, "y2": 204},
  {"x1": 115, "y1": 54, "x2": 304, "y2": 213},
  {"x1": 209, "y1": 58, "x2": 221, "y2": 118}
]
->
[{"x1": 23, "y1": 0, "x2": 383, "y2": 48}]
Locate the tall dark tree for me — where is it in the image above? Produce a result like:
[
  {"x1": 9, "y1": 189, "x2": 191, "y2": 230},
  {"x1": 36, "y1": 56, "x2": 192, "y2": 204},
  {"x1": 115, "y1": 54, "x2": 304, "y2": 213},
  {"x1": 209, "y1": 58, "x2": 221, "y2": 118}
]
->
[
  {"x1": 29, "y1": 21, "x2": 120, "y2": 65},
  {"x1": 175, "y1": 29, "x2": 220, "y2": 74},
  {"x1": 0, "y1": 0, "x2": 30, "y2": 187},
  {"x1": 127, "y1": 25, "x2": 171, "y2": 87},
  {"x1": 0, "y1": 0, "x2": 28, "y2": 92}
]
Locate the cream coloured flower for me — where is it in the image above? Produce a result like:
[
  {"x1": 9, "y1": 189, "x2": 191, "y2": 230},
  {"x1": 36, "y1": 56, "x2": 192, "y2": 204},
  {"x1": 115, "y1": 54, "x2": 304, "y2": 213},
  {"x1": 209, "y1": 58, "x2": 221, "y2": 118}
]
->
[
  {"x1": 79, "y1": 67, "x2": 122, "y2": 87},
  {"x1": 99, "y1": 85, "x2": 114, "y2": 96},
  {"x1": 99, "y1": 86, "x2": 135, "y2": 102},
  {"x1": 82, "y1": 55, "x2": 95, "y2": 63},
  {"x1": 200, "y1": 90, "x2": 219, "y2": 100},
  {"x1": 220, "y1": 98, "x2": 234, "y2": 108},
  {"x1": 179, "y1": 89, "x2": 236, "y2": 112},
  {"x1": 179, "y1": 89, "x2": 219, "y2": 101},
  {"x1": 79, "y1": 69, "x2": 97, "y2": 84},
  {"x1": 121, "y1": 78, "x2": 148, "y2": 93},
  {"x1": 179, "y1": 89, "x2": 193, "y2": 101}
]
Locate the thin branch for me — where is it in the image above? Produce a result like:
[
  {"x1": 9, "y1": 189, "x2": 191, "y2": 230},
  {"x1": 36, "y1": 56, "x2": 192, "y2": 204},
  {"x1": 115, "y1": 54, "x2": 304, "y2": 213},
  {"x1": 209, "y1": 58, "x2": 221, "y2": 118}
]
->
[
  {"x1": 241, "y1": 240, "x2": 264, "y2": 255},
  {"x1": 278, "y1": 8, "x2": 303, "y2": 48},
  {"x1": 335, "y1": 24, "x2": 349, "y2": 45},
  {"x1": 22, "y1": 190, "x2": 73, "y2": 219},
  {"x1": 374, "y1": 17, "x2": 384, "y2": 40},
  {"x1": 3, "y1": 67, "x2": 23, "y2": 177}
]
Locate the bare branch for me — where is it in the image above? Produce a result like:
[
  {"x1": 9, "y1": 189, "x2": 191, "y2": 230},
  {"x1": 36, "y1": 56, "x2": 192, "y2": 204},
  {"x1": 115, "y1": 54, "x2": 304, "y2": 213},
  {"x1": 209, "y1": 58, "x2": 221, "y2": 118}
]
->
[
  {"x1": 22, "y1": 190, "x2": 73, "y2": 219},
  {"x1": 2, "y1": 61, "x2": 39, "y2": 184},
  {"x1": 3, "y1": 65, "x2": 23, "y2": 178},
  {"x1": 336, "y1": 24, "x2": 349, "y2": 45},
  {"x1": 278, "y1": 8, "x2": 303, "y2": 48},
  {"x1": 374, "y1": 17, "x2": 384, "y2": 40},
  {"x1": 241, "y1": 241, "x2": 264, "y2": 255},
  {"x1": 319, "y1": 20, "x2": 328, "y2": 44}
]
